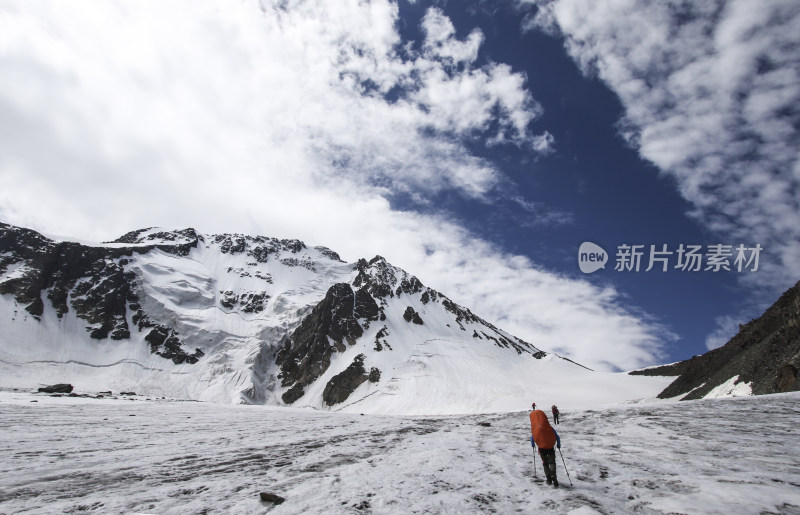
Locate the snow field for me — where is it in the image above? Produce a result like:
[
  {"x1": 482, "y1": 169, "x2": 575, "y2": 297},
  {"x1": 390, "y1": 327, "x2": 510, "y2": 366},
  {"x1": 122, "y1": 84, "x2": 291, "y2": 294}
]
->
[{"x1": 1, "y1": 390, "x2": 798, "y2": 514}]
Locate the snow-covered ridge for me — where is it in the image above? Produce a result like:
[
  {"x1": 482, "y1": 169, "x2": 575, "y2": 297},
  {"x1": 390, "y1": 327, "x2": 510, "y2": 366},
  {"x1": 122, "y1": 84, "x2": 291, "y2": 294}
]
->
[{"x1": 0, "y1": 222, "x2": 672, "y2": 413}]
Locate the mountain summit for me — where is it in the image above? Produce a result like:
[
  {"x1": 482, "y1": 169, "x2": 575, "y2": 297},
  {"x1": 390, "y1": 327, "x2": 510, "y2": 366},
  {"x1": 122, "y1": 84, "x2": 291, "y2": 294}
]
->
[{"x1": 0, "y1": 222, "x2": 669, "y2": 413}]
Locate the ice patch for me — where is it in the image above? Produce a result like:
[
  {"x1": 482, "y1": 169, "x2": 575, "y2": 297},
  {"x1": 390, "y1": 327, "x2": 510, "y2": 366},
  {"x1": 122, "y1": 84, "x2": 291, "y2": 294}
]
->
[{"x1": 704, "y1": 375, "x2": 753, "y2": 399}]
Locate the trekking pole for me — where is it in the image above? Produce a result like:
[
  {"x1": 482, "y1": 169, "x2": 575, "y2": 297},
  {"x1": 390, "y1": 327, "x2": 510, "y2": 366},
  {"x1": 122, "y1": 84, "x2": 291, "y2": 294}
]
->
[
  {"x1": 558, "y1": 448, "x2": 573, "y2": 486},
  {"x1": 531, "y1": 446, "x2": 538, "y2": 479}
]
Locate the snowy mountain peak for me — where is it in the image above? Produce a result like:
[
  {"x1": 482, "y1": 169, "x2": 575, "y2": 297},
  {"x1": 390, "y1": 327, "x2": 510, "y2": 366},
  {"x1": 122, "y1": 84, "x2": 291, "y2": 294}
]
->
[
  {"x1": 0, "y1": 222, "x2": 672, "y2": 413},
  {"x1": 110, "y1": 227, "x2": 201, "y2": 247}
]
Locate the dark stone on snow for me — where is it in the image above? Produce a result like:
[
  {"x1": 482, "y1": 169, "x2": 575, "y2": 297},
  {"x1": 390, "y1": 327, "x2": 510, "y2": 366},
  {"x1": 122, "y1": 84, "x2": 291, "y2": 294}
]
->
[
  {"x1": 280, "y1": 239, "x2": 306, "y2": 253},
  {"x1": 442, "y1": 298, "x2": 478, "y2": 327},
  {"x1": 403, "y1": 306, "x2": 423, "y2": 325},
  {"x1": 353, "y1": 500, "x2": 371, "y2": 510},
  {"x1": 368, "y1": 367, "x2": 381, "y2": 383},
  {"x1": 37, "y1": 383, "x2": 73, "y2": 394},
  {"x1": 144, "y1": 325, "x2": 204, "y2": 364},
  {"x1": 282, "y1": 384, "x2": 305, "y2": 404},
  {"x1": 374, "y1": 326, "x2": 390, "y2": 352},
  {"x1": 120, "y1": 391, "x2": 136, "y2": 396},
  {"x1": 477, "y1": 422, "x2": 491, "y2": 427},
  {"x1": 323, "y1": 354, "x2": 370, "y2": 406},
  {"x1": 259, "y1": 492, "x2": 285, "y2": 504},
  {"x1": 220, "y1": 291, "x2": 237, "y2": 309},
  {"x1": 240, "y1": 292, "x2": 270, "y2": 313},
  {"x1": 396, "y1": 276, "x2": 423, "y2": 296}
]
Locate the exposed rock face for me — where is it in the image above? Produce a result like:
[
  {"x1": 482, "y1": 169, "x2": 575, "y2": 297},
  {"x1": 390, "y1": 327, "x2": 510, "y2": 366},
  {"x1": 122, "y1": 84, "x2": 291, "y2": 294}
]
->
[
  {"x1": 0, "y1": 223, "x2": 206, "y2": 365},
  {"x1": 275, "y1": 255, "x2": 546, "y2": 405},
  {"x1": 632, "y1": 280, "x2": 800, "y2": 399},
  {"x1": 277, "y1": 283, "x2": 376, "y2": 403},
  {"x1": 322, "y1": 353, "x2": 371, "y2": 406},
  {"x1": 219, "y1": 291, "x2": 270, "y2": 313}
]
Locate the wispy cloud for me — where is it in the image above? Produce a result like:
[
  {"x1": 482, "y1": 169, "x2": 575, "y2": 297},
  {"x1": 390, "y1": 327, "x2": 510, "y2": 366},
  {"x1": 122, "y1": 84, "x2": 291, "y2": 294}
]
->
[
  {"x1": 0, "y1": 0, "x2": 667, "y2": 371},
  {"x1": 511, "y1": 196, "x2": 575, "y2": 227},
  {"x1": 522, "y1": 0, "x2": 800, "y2": 297},
  {"x1": 704, "y1": 315, "x2": 742, "y2": 351}
]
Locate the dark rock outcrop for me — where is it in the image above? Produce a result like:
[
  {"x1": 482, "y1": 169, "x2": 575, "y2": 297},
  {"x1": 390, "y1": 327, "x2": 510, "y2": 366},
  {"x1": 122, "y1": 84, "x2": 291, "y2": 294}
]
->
[
  {"x1": 352, "y1": 256, "x2": 396, "y2": 300},
  {"x1": 322, "y1": 354, "x2": 376, "y2": 406},
  {"x1": 259, "y1": 492, "x2": 285, "y2": 505},
  {"x1": 220, "y1": 291, "x2": 270, "y2": 313},
  {"x1": 403, "y1": 306, "x2": 423, "y2": 325},
  {"x1": 354, "y1": 287, "x2": 380, "y2": 322},
  {"x1": 277, "y1": 283, "x2": 379, "y2": 403},
  {"x1": 368, "y1": 367, "x2": 381, "y2": 383},
  {"x1": 37, "y1": 383, "x2": 73, "y2": 393},
  {"x1": 281, "y1": 384, "x2": 305, "y2": 404},
  {"x1": 632, "y1": 280, "x2": 800, "y2": 399},
  {"x1": 0, "y1": 223, "x2": 203, "y2": 364}
]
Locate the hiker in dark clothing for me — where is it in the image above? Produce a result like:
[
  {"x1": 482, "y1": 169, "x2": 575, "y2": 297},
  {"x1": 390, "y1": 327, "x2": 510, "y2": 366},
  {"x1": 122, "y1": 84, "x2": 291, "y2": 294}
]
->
[
  {"x1": 530, "y1": 403, "x2": 561, "y2": 487},
  {"x1": 551, "y1": 405, "x2": 560, "y2": 424}
]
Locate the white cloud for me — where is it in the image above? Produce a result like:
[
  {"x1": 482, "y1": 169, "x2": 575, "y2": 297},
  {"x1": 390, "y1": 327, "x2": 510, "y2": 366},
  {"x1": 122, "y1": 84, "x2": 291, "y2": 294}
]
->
[
  {"x1": 522, "y1": 0, "x2": 800, "y2": 296},
  {"x1": 421, "y1": 7, "x2": 484, "y2": 64},
  {"x1": 704, "y1": 315, "x2": 742, "y2": 351},
  {"x1": 0, "y1": 0, "x2": 665, "y2": 371},
  {"x1": 522, "y1": 0, "x2": 800, "y2": 353}
]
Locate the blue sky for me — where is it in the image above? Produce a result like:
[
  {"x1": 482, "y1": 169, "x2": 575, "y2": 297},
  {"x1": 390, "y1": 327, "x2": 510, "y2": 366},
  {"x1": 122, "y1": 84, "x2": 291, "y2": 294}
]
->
[
  {"x1": 1, "y1": 0, "x2": 798, "y2": 371},
  {"x1": 391, "y1": 0, "x2": 798, "y2": 361}
]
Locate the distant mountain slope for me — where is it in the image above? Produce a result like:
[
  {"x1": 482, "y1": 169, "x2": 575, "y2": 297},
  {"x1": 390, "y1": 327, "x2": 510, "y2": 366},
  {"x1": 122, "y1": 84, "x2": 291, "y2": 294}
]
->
[
  {"x1": 631, "y1": 280, "x2": 800, "y2": 399},
  {"x1": 0, "y1": 222, "x2": 671, "y2": 413}
]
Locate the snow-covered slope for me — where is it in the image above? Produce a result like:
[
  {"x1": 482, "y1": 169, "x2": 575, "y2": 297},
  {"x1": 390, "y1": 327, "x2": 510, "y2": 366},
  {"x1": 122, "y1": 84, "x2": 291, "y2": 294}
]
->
[
  {"x1": 2, "y1": 390, "x2": 799, "y2": 514},
  {"x1": 0, "y1": 223, "x2": 671, "y2": 412}
]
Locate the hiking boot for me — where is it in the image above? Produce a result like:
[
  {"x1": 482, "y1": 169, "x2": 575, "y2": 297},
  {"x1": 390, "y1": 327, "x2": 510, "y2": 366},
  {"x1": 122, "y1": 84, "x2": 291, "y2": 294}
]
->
[
  {"x1": 553, "y1": 479, "x2": 559, "y2": 488},
  {"x1": 546, "y1": 479, "x2": 552, "y2": 485}
]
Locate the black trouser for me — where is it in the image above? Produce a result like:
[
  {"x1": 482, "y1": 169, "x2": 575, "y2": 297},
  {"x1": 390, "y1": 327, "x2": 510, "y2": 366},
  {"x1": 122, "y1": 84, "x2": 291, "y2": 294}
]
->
[
  {"x1": 539, "y1": 448, "x2": 558, "y2": 483},
  {"x1": 553, "y1": 414, "x2": 559, "y2": 424}
]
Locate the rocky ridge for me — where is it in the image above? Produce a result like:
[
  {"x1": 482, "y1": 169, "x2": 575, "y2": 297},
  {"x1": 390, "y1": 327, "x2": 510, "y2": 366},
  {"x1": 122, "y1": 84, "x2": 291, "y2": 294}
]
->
[{"x1": 631, "y1": 279, "x2": 800, "y2": 398}]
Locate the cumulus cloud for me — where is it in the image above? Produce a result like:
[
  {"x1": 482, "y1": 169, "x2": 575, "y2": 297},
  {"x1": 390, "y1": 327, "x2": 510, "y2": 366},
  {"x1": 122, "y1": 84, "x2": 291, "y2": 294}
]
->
[
  {"x1": 521, "y1": 0, "x2": 800, "y2": 298},
  {"x1": 0, "y1": 0, "x2": 665, "y2": 371}
]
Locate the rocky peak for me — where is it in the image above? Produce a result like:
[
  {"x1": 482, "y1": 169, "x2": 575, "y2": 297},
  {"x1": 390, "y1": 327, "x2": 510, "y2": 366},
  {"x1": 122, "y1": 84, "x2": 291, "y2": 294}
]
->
[{"x1": 111, "y1": 227, "x2": 200, "y2": 248}]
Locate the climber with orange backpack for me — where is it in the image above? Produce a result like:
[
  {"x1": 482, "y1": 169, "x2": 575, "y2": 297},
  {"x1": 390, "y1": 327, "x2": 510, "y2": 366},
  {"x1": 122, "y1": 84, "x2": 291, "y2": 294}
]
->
[{"x1": 530, "y1": 402, "x2": 561, "y2": 487}]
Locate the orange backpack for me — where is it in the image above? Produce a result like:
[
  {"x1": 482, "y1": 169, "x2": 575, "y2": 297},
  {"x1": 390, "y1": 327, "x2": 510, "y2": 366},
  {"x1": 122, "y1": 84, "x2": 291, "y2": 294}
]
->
[{"x1": 530, "y1": 410, "x2": 557, "y2": 448}]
